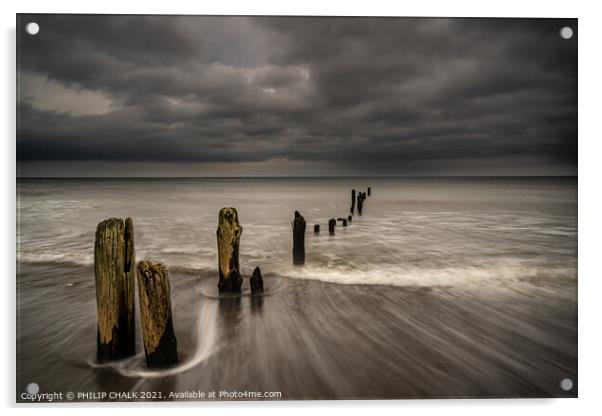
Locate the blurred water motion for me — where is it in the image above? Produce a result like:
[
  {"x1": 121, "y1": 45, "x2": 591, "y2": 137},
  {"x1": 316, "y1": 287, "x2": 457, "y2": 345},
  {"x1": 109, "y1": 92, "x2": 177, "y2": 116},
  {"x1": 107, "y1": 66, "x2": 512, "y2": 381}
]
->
[{"x1": 16, "y1": 177, "x2": 577, "y2": 400}]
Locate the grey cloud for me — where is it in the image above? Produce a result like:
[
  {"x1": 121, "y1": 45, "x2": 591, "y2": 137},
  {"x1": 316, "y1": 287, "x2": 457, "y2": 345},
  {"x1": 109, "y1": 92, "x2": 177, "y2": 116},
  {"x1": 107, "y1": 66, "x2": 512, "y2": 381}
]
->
[{"x1": 17, "y1": 15, "x2": 577, "y2": 175}]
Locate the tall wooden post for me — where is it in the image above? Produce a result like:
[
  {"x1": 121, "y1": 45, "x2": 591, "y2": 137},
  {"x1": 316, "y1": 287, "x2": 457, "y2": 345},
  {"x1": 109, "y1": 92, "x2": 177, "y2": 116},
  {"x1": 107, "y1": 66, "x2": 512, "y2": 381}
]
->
[
  {"x1": 351, "y1": 189, "x2": 356, "y2": 214},
  {"x1": 292, "y1": 211, "x2": 306, "y2": 265},
  {"x1": 94, "y1": 217, "x2": 136, "y2": 361},
  {"x1": 137, "y1": 260, "x2": 178, "y2": 368},
  {"x1": 367, "y1": 187, "x2": 371, "y2": 196},
  {"x1": 217, "y1": 207, "x2": 243, "y2": 293},
  {"x1": 329, "y1": 218, "x2": 336, "y2": 235}
]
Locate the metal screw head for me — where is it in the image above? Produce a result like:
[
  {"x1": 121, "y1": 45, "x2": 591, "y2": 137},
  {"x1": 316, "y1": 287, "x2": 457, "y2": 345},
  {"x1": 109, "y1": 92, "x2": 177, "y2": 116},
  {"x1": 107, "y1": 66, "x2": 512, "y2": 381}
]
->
[
  {"x1": 25, "y1": 22, "x2": 40, "y2": 35},
  {"x1": 559, "y1": 26, "x2": 573, "y2": 40},
  {"x1": 560, "y1": 378, "x2": 574, "y2": 391},
  {"x1": 26, "y1": 382, "x2": 39, "y2": 394}
]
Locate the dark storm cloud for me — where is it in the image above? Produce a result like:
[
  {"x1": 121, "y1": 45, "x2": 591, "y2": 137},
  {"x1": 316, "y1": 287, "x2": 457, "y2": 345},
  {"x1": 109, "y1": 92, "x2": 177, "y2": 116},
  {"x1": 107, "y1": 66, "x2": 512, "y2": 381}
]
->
[{"x1": 17, "y1": 15, "x2": 577, "y2": 174}]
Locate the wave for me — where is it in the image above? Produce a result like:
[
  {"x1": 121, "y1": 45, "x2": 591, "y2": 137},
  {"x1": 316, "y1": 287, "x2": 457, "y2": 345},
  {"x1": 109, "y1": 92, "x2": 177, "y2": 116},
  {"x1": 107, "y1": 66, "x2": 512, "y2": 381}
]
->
[
  {"x1": 277, "y1": 261, "x2": 577, "y2": 288},
  {"x1": 17, "y1": 251, "x2": 576, "y2": 290},
  {"x1": 160, "y1": 246, "x2": 202, "y2": 255},
  {"x1": 17, "y1": 252, "x2": 93, "y2": 267}
]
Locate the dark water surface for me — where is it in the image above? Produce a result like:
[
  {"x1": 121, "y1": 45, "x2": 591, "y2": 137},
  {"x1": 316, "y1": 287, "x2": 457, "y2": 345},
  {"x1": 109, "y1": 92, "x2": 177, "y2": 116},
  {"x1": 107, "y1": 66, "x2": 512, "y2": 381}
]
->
[{"x1": 16, "y1": 177, "x2": 577, "y2": 400}]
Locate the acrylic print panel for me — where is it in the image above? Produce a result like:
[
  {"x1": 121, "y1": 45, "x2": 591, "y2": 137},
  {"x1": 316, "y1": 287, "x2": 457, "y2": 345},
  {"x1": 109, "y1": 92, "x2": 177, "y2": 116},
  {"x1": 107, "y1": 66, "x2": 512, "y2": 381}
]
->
[{"x1": 16, "y1": 14, "x2": 577, "y2": 402}]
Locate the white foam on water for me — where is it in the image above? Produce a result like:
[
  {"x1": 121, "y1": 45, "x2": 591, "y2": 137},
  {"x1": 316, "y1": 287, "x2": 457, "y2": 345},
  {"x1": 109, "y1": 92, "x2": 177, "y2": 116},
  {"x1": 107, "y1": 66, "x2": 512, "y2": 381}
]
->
[
  {"x1": 18, "y1": 252, "x2": 94, "y2": 266},
  {"x1": 278, "y1": 260, "x2": 577, "y2": 288},
  {"x1": 160, "y1": 246, "x2": 201, "y2": 255},
  {"x1": 89, "y1": 300, "x2": 220, "y2": 378}
]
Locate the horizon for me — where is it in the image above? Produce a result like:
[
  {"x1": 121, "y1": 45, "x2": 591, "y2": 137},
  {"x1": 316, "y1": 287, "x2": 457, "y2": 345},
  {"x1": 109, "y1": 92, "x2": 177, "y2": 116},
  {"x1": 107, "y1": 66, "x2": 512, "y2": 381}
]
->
[{"x1": 16, "y1": 174, "x2": 577, "y2": 179}]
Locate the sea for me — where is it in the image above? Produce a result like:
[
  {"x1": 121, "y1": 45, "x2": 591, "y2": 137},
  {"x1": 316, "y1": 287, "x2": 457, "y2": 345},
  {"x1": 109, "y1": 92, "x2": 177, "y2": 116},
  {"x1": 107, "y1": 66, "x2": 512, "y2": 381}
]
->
[{"x1": 16, "y1": 177, "x2": 578, "y2": 400}]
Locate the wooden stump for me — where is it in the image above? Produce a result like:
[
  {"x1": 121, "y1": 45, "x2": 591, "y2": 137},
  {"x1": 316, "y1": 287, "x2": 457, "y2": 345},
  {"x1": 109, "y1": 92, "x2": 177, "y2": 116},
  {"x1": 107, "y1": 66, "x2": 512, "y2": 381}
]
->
[
  {"x1": 94, "y1": 217, "x2": 136, "y2": 361},
  {"x1": 217, "y1": 207, "x2": 243, "y2": 293},
  {"x1": 357, "y1": 193, "x2": 364, "y2": 215},
  {"x1": 137, "y1": 260, "x2": 178, "y2": 368},
  {"x1": 367, "y1": 187, "x2": 371, "y2": 196},
  {"x1": 329, "y1": 218, "x2": 336, "y2": 235},
  {"x1": 351, "y1": 189, "x2": 356, "y2": 214},
  {"x1": 250, "y1": 266, "x2": 264, "y2": 294},
  {"x1": 348, "y1": 215, "x2": 352, "y2": 223},
  {"x1": 292, "y1": 211, "x2": 306, "y2": 265},
  {"x1": 314, "y1": 224, "x2": 320, "y2": 234}
]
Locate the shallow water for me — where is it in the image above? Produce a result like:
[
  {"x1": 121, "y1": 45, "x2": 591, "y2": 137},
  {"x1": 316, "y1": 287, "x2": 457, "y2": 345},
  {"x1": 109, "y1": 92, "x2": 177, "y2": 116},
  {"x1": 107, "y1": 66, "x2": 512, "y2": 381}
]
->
[
  {"x1": 16, "y1": 177, "x2": 577, "y2": 400},
  {"x1": 17, "y1": 177, "x2": 577, "y2": 287}
]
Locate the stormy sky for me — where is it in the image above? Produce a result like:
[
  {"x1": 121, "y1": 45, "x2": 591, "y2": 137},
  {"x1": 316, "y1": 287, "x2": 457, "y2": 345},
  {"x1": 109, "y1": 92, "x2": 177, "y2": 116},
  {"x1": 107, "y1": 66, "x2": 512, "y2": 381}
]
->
[{"x1": 17, "y1": 15, "x2": 577, "y2": 177}]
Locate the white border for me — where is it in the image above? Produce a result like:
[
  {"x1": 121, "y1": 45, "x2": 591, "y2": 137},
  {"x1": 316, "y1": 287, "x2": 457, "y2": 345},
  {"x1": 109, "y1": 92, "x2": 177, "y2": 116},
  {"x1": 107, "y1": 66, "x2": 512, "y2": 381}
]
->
[{"x1": 3, "y1": 1, "x2": 601, "y2": 414}]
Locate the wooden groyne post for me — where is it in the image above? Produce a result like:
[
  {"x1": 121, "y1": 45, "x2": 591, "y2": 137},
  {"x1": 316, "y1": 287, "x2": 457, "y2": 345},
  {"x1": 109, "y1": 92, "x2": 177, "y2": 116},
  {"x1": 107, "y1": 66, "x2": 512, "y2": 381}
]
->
[
  {"x1": 94, "y1": 217, "x2": 136, "y2": 361},
  {"x1": 137, "y1": 260, "x2": 178, "y2": 368},
  {"x1": 348, "y1": 215, "x2": 352, "y2": 223},
  {"x1": 314, "y1": 224, "x2": 320, "y2": 234},
  {"x1": 351, "y1": 189, "x2": 356, "y2": 214},
  {"x1": 217, "y1": 207, "x2": 243, "y2": 293},
  {"x1": 357, "y1": 192, "x2": 366, "y2": 215},
  {"x1": 250, "y1": 266, "x2": 264, "y2": 294},
  {"x1": 292, "y1": 211, "x2": 306, "y2": 265},
  {"x1": 329, "y1": 218, "x2": 336, "y2": 235},
  {"x1": 368, "y1": 187, "x2": 371, "y2": 196}
]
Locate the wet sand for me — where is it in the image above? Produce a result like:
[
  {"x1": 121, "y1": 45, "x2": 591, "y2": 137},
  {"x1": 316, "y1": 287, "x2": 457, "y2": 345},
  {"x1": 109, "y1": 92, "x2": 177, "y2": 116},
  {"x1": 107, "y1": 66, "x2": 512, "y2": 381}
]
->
[{"x1": 17, "y1": 262, "x2": 577, "y2": 401}]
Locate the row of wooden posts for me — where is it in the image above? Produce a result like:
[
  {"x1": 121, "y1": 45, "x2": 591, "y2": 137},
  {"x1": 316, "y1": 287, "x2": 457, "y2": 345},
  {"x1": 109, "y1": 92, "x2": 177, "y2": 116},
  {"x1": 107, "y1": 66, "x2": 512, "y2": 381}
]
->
[
  {"x1": 94, "y1": 211, "x2": 264, "y2": 368},
  {"x1": 94, "y1": 187, "x2": 370, "y2": 368},
  {"x1": 293, "y1": 187, "x2": 371, "y2": 265}
]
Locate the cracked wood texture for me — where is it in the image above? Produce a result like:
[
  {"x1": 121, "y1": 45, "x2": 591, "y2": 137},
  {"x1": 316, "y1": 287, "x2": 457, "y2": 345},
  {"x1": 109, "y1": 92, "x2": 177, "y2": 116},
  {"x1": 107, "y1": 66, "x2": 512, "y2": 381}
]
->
[
  {"x1": 94, "y1": 217, "x2": 135, "y2": 361},
  {"x1": 137, "y1": 260, "x2": 178, "y2": 368},
  {"x1": 217, "y1": 207, "x2": 243, "y2": 293}
]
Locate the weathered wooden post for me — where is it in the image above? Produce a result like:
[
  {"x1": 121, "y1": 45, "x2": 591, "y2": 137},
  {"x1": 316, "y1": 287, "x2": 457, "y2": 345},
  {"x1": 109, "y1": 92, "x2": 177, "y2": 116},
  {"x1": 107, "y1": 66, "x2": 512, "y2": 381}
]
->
[
  {"x1": 357, "y1": 193, "x2": 364, "y2": 215},
  {"x1": 217, "y1": 207, "x2": 243, "y2": 293},
  {"x1": 342, "y1": 219, "x2": 347, "y2": 227},
  {"x1": 292, "y1": 211, "x2": 306, "y2": 265},
  {"x1": 250, "y1": 266, "x2": 264, "y2": 294},
  {"x1": 137, "y1": 260, "x2": 178, "y2": 368},
  {"x1": 329, "y1": 218, "x2": 336, "y2": 235},
  {"x1": 314, "y1": 224, "x2": 320, "y2": 234},
  {"x1": 94, "y1": 217, "x2": 136, "y2": 361},
  {"x1": 348, "y1": 215, "x2": 352, "y2": 223},
  {"x1": 368, "y1": 187, "x2": 371, "y2": 196},
  {"x1": 351, "y1": 189, "x2": 356, "y2": 214}
]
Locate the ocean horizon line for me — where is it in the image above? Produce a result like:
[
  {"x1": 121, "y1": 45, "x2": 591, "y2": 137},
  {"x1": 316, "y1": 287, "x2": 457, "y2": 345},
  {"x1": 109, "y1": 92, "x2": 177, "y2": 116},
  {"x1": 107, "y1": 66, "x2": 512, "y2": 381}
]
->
[{"x1": 16, "y1": 175, "x2": 578, "y2": 180}]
